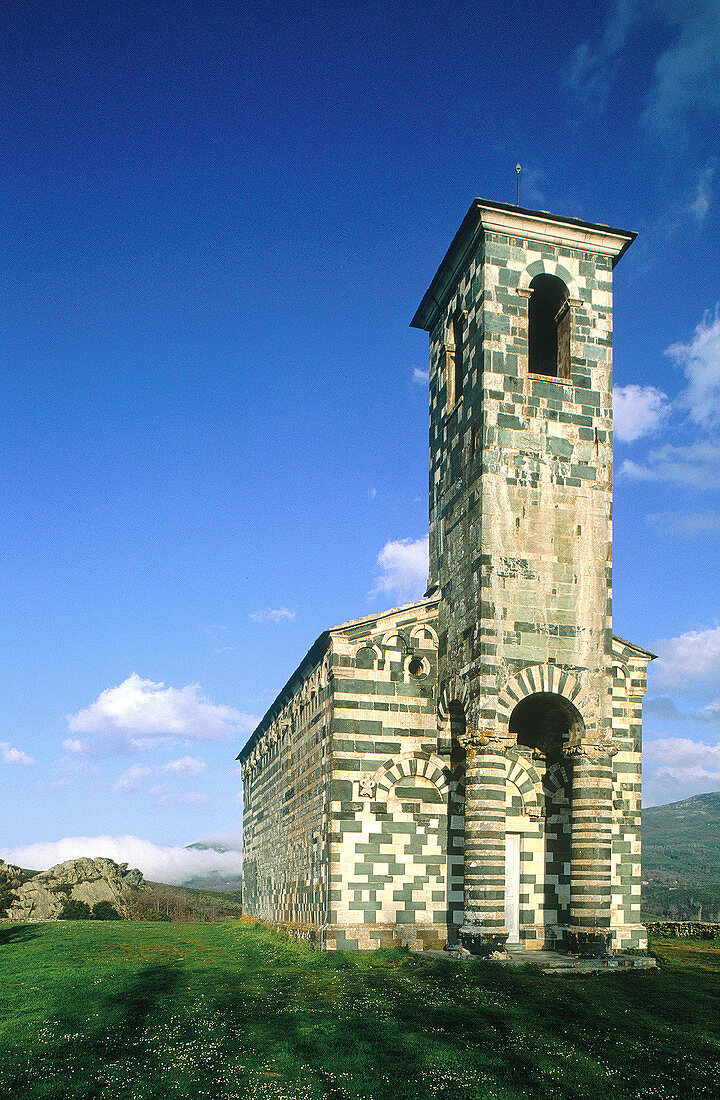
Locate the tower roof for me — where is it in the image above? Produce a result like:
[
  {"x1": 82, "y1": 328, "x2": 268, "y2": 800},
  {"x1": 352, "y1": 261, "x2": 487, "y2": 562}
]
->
[{"x1": 410, "y1": 198, "x2": 636, "y2": 333}]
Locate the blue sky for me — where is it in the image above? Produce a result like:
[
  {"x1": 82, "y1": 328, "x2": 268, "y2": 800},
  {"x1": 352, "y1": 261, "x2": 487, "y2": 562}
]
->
[{"x1": 1, "y1": 1, "x2": 719, "y2": 879}]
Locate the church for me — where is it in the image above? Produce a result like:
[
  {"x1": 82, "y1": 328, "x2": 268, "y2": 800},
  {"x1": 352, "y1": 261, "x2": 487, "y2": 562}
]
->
[{"x1": 238, "y1": 198, "x2": 653, "y2": 957}]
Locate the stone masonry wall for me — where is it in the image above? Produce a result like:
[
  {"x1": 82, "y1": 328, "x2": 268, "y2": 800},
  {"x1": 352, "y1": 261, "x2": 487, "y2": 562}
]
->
[
  {"x1": 327, "y1": 601, "x2": 444, "y2": 950},
  {"x1": 241, "y1": 201, "x2": 652, "y2": 956},
  {"x1": 611, "y1": 636, "x2": 652, "y2": 949},
  {"x1": 240, "y1": 646, "x2": 332, "y2": 943},
  {"x1": 418, "y1": 204, "x2": 649, "y2": 952}
]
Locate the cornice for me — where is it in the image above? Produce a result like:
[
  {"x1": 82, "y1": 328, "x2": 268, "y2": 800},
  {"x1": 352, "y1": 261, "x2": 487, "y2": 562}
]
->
[{"x1": 410, "y1": 198, "x2": 636, "y2": 334}]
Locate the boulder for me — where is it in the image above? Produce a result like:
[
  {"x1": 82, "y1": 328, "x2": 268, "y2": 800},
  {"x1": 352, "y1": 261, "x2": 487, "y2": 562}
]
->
[
  {"x1": 3, "y1": 857, "x2": 146, "y2": 921},
  {"x1": 0, "y1": 859, "x2": 31, "y2": 916}
]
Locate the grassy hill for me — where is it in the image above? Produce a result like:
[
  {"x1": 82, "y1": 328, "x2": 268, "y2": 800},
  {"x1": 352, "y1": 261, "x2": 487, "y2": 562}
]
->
[
  {"x1": 642, "y1": 791, "x2": 720, "y2": 920},
  {"x1": 1, "y1": 921, "x2": 719, "y2": 1099}
]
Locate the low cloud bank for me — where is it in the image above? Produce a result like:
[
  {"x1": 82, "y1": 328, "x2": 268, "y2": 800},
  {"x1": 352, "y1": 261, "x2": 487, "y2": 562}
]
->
[{"x1": 0, "y1": 834, "x2": 242, "y2": 885}]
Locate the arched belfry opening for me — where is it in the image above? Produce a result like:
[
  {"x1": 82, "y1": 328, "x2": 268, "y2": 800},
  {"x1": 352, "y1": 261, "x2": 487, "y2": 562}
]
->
[{"x1": 528, "y1": 274, "x2": 570, "y2": 378}]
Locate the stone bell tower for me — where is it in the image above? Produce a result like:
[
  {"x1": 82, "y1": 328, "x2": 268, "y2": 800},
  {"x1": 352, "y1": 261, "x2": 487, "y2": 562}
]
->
[{"x1": 411, "y1": 200, "x2": 637, "y2": 955}]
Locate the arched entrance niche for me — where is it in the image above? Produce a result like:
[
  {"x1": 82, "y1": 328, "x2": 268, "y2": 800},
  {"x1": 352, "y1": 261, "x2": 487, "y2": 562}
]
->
[
  {"x1": 508, "y1": 692, "x2": 584, "y2": 760},
  {"x1": 446, "y1": 700, "x2": 466, "y2": 944},
  {"x1": 508, "y1": 692, "x2": 585, "y2": 945}
]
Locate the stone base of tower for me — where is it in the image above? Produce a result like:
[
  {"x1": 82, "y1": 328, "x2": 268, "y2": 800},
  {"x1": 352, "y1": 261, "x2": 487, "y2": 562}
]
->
[
  {"x1": 611, "y1": 923, "x2": 650, "y2": 953},
  {"x1": 459, "y1": 924, "x2": 509, "y2": 957},
  {"x1": 561, "y1": 927, "x2": 612, "y2": 957}
]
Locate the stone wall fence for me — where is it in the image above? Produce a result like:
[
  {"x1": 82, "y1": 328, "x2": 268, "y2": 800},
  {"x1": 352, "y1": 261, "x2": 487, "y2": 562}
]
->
[{"x1": 644, "y1": 922, "x2": 720, "y2": 939}]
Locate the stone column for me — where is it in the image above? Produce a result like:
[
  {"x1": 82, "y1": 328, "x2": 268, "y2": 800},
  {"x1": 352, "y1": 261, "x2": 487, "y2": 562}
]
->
[
  {"x1": 458, "y1": 727, "x2": 509, "y2": 956},
  {"x1": 565, "y1": 740, "x2": 617, "y2": 956}
]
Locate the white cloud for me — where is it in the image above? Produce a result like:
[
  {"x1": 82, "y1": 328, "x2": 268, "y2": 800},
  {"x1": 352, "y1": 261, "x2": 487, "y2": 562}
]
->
[
  {"x1": 114, "y1": 755, "x2": 206, "y2": 793},
  {"x1": 644, "y1": 736, "x2": 720, "y2": 797},
  {"x1": 0, "y1": 741, "x2": 35, "y2": 765},
  {"x1": 614, "y1": 384, "x2": 670, "y2": 442},
  {"x1": 0, "y1": 835, "x2": 242, "y2": 886},
  {"x1": 652, "y1": 625, "x2": 720, "y2": 692},
  {"x1": 517, "y1": 165, "x2": 547, "y2": 209},
  {"x1": 65, "y1": 674, "x2": 257, "y2": 755},
  {"x1": 371, "y1": 536, "x2": 429, "y2": 599},
  {"x1": 643, "y1": 695, "x2": 682, "y2": 719},
  {"x1": 113, "y1": 756, "x2": 208, "y2": 792},
  {"x1": 156, "y1": 791, "x2": 207, "y2": 805},
  {"x1": 568, "y1": 2, "x2": 720, "y2": 147},
  {"x1": 655, "y1": 159, "x2": 718, "y2": 237},
  {"x1": 412, "y1": 368, "x2": 429, "y2": 384},
  {"x1": 698, "y1": 700, "x2": 720, "y2": 727},
  {"x1": 62, "y1": 738, "x2": 86, "y2": 755},
  {"x1": 249, "y1": 607, "x2": 296, "y2": 624},
  {"x1": 668, "y1": 307, "x2": 720, "y2": 428},
  {"x1": 687, "y1": 159, "x2": 716, "y2": 224},
  {"x1": 163, "y1": 755, "x2": 206, "y2": 777},
  {"x1": 646, "y1": 510, "x2": 720, "y2": 536},
  {"x1": 620, "y1": 310, "x2": 720, "y2": 480},
  {"x1": 641, "y1": 4, "x2": 720, "y2": 145},
  {"x1": 114, "y1": 764, "x2": 154, "y2": 791},
  {"x1": 566, "y1": 0, "x2": 641, "y2": 99},
  {"x1": 620, "y1": 439, "x2": 720, "y2": 489}
]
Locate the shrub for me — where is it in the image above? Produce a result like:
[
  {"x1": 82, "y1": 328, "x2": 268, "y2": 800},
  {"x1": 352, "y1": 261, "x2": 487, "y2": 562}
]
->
[
  {"x1": 91, "y1": 901, "x2": 121, "y2": 921},
  {"x1": 58, "y1": 899, "x2": 92, "y2": 921}
]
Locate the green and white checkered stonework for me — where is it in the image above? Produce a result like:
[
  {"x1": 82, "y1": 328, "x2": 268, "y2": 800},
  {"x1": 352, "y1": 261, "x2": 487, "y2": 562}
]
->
[
  {"x1": 240, "y1": 601, "x2": 448, "y2": 949},
  {"x1": 238, "y1": 199, "x2": 654, "y2": 956}
]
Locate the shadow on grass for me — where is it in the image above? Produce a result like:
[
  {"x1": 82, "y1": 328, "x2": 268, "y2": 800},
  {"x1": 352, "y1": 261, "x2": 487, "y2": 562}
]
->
[
  {"x1": 0, "y1": 960, "x2": 187, "y2": 1100},
  {"x1": 0, "y1": 924, "x2": 39, "y2": 947},
  {"x1": 2, "y1": 928, "x2": 720, "y2": 1100},
  {"x1": 203, "y1": 943, "x2": 720, "y2": 1100},
  {"x1": 84, "y1": 961, "x2": 185, "y2": 1066},
  {"x1": 203, "y1": 957, "x2": 577, "y2": 1100}
]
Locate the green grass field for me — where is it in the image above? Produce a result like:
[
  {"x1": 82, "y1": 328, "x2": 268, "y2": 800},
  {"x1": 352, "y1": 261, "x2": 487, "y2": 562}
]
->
[{"x1": 1, "y1": 922, "x2": 719, "y2": 1100}]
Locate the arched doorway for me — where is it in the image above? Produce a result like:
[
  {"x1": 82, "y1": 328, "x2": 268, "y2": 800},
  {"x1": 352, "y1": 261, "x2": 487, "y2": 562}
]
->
[{"x1": 508, "y1": 692, "x2": 585, "y2": 945}]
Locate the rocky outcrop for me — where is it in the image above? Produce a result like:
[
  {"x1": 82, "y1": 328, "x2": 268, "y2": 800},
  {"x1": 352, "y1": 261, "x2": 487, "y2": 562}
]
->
[
  {"x1": 0, "y1": 858, "x2": 28, "y2": 888},
  {"x1": 0, "y1": 859, "x2": 33, "y2": 916},
  {"x1": 2, "y1": 857, "x2": 146, "y2": 921}
]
